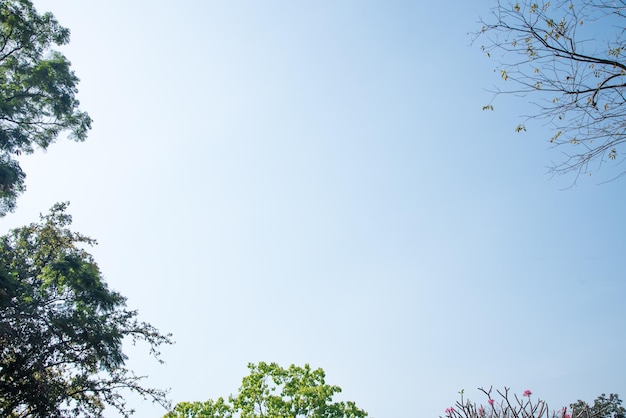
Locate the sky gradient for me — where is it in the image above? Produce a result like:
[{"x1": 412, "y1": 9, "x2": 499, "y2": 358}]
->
[{"x1": 2, "y1": 1, "x2": 625, "y2": 417}]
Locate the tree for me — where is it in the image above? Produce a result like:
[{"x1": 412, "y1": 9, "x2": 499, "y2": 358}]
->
[
  {"x1": 164, "y1": 362, "x2": 368, "y2": 418},
  {"x1": 570, "y1": 393, "x2": 626, "y2": 418},
  {"x1": 441, "y1": 387, "x2": 624, "y2": 418},
  {"x1": 0, "y1": 203, "x2": 172, "y2": 417},
  {"x1": 0, "y1": 0, "x2": 91, "y2": 215},
  {"x1": 477, "y1": 0, "x2": 626, "y2": 181}
]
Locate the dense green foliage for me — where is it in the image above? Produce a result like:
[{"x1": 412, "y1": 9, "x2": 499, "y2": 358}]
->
[
  {"x1": 0, "y1": 203, "x2": 171, "y2": 417},
  {"x1": 478, "y1": 0, "x2": 626, "y2": 180},
  {"x1": 0, "y1": 0, "x2": 91, "y2": 215},
  {"x1": 164, "y1": 362, "x2": 368, "y2": 418},
  {"x1": 570, "y1": 394, "x2": 625, "y2": 418}
]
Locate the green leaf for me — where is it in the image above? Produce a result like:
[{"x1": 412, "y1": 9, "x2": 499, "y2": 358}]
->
[
  {"x1": 0, "y1": 0, "x2": 92, "y2": 215},
  {"x1": 0, "y1": 204, "x2": 172, "y2": 417}
]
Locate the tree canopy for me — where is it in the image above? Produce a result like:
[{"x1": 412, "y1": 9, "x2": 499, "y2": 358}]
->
[
  {"x1": 164, "y1": 362, "x2": 368, "y2": 418},
  {"x1": 477, "y1": 0, "x2": 626, "y2": 181},
  {"x1": 0, "y1": 0, "x2": 91, "y2": 215},
  {"x1": 570, "y1": 394, "x2": 626, "y2": 418},
  {"x1": 0, "y1": 203, "x2": 172, "y2": 417}
]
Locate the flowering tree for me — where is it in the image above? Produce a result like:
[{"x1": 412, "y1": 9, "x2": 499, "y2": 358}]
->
[{"x1": 442, "y1": 388, "x2": 624, "y2": 418}]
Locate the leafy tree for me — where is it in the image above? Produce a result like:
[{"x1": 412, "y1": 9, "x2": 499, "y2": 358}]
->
[
  {"x1": 164, "y1": 362, "x2": 368, "y2": 418},
  {"x1": 0, "y1": 203, "x2": 172, "y2": 417},
  {"x1": 0, "y1": 0, "x2": 91, "y2": 215},
  {"x1": 477, "y1": 0, "x2": 626, "y2": 181},
  {"x1": 570, "y1": 393, "x2": 625, "y2": 418},
  {"x1": 441, "y1": 387, "x2": 624, "y2": 418}
]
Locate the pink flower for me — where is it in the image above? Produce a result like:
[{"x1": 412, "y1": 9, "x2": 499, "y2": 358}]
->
[
  {"x1": 445, "y1": 407, "x2": 454, "y2": 415},
  {"x1": 479, "y1": 407, "x2": 485, "y2": 416},
  {"x1": 565, "y1": 414, "x2": 571, "y2": 418},
  {"x1": 488, "y1": 399, "x2": 495, "y2": 405},
  {"x1": 523, "y1": 390, "x2": 532, "y2": 397}
]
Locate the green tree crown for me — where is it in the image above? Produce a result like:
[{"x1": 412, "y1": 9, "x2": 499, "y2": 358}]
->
[
  {"x1": 165, "y1": 362, "x2": 368, "y2": 418},
  {"x1": 0, "y1": 203, "x2": 172, "y2": 417},
  {"x1": 0, "y1": 0, "x2": 92, "y2": 215}
]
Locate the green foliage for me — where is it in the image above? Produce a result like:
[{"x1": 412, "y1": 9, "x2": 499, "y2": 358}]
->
[
  {"x1": 0, "y1": 0, "x2": 92, "y2": 215},
  {"x1": 164, "y1": 362, "x2": 368, "y2": 418},
  {"x1": 0, "y1": 203, "x2": 172, "y2": 417},
  {"x1": 165, "y1": 398, "x2": 233, "y2": 418},
  {"x1": 570, "y1": 394, "x2": 625, "y2": 418}
]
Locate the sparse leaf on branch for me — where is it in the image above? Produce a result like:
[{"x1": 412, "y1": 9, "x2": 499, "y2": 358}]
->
[{"x1": 475, "y1": 0, "x2": 626, "y2": 181}]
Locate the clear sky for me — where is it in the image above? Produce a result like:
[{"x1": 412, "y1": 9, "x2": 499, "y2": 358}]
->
[{"x1": 3, "y1": 1, "x2": 626, "y2": 417}]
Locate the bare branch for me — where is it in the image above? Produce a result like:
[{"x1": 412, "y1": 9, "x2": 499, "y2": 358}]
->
[{"x1": 475, "y1": 0, "x2": 626, "y2": 180}]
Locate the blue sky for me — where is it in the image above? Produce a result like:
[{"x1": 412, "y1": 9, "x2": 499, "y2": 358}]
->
[{"x1": 3, "y1": 1, "x2": 626, "y2": 417}]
